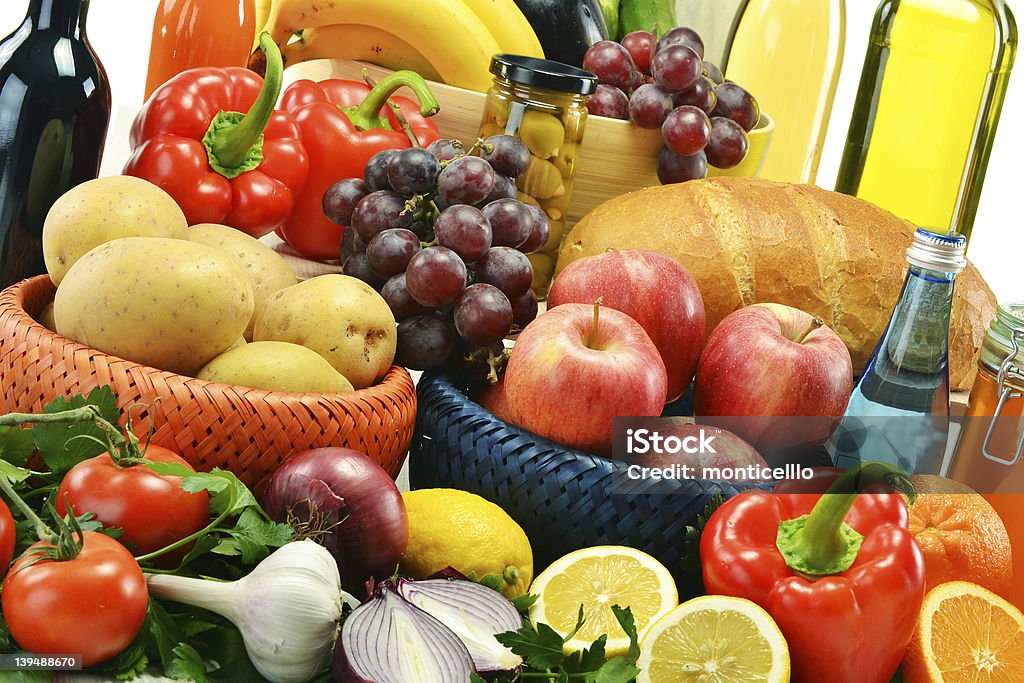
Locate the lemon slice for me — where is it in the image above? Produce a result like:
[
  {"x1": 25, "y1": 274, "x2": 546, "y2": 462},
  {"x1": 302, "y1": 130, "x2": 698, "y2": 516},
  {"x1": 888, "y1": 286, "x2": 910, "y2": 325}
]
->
[
  {"x1": 529, "y1": 545, "x2": 678, "y2": 657},
  {"x1": 636, "y1": 595, "x2": 790, "y2": 683}
]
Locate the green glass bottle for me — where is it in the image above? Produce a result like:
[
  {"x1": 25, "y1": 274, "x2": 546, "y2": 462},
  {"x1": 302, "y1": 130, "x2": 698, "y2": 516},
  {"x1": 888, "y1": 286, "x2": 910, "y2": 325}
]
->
[{"x1": 836, "y1": 0, "x2": 1017, "y2": 242}]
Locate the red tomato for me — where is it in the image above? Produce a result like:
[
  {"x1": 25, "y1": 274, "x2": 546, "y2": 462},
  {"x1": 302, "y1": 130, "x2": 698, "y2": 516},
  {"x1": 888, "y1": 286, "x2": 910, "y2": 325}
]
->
[
  {"x1": 55, "y1": 444, "x2": 210, "y2": 561},
  {"x1": 2, "y1": 531, "x2": 148, "y2": 666},
  {"x1": 0, "y1": 498, "x2": 14, "y2": 575}
]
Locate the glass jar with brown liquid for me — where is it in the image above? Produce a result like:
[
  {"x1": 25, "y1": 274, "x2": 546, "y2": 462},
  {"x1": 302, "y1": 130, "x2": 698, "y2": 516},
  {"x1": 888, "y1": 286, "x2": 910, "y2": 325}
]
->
[
  {"x1": 478, "y1": 55, "x2": 597, "y2": 298},
  {"x1": 948, "y1": 302, "x2": 1024, "y2": 611}
]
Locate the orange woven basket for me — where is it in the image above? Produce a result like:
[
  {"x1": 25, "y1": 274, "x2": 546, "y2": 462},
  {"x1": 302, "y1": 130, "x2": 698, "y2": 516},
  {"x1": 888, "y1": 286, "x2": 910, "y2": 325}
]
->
[{"x1": 0, "y1": 276, "x2": 416, "y2": 492}]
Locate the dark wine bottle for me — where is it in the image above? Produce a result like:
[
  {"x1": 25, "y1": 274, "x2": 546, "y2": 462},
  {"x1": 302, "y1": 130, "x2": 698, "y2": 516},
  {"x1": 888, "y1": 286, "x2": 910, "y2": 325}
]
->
[{"x1": 0, "y1": 0, "x2": 111, "y2": 287}]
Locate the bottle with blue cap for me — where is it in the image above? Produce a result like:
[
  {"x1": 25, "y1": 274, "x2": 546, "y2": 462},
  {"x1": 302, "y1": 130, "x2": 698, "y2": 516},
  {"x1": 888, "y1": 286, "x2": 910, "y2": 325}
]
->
[{"x1": 831, "y1": 228, "x2": 968, "y2": 474}]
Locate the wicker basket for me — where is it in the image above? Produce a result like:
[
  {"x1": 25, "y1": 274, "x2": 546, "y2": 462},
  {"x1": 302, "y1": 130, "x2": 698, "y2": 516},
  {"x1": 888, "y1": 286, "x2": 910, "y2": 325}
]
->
[
  {"x1": 409, "y1": 371, "x2": 768, "y2": 595},
  {"x1": 0, "y1": 276, "x2": 416, "y2": 492}
]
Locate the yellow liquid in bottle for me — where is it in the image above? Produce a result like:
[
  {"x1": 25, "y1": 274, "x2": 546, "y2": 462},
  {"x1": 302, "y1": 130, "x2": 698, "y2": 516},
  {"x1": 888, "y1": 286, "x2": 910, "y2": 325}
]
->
[
  {"x1": 725, "y1": 0, "x2": 846, "y2": 184},
  {"x1": 835, "y1": 0, "x2": 1016, "y2": 240}
]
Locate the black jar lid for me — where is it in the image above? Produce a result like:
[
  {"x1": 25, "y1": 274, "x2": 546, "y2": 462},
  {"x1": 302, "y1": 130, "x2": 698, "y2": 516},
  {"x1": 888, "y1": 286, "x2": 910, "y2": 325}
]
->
[{"x1": 489, "y1": 54, "x2": 598, "y2": 95}]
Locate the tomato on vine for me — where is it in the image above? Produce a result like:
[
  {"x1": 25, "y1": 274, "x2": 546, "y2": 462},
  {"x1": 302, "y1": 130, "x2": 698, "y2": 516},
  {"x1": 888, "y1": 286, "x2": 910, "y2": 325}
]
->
[{"x1": 0, "y1": 498, "x2": 15, "y2": 575}]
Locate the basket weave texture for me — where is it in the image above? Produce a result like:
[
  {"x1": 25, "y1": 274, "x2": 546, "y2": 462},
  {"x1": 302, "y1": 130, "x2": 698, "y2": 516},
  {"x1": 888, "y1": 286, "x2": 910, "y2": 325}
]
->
[
  {"x1": 0, "y1": 276, "x2": 416, "y2": 492},
  {"x1": 410, "y1": 371, "x2": 768, "y2": 594}
]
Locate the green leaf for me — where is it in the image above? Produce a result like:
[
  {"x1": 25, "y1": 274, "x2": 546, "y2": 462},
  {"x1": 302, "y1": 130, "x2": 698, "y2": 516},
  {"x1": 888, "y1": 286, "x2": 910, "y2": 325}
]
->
[
  {"x1": 0, "y1": 458, "x2": 31, "y2": 484},
  {"x1": 511, "y1": 591, "x2": 539, "y2": 615},
  {"x1": 0, "y1": 426, "x2": 35, "y2": 465},
  {"x1": 593, "y1": 656, "x2": 642, "y2": 683},
  {"x1": 210, "y1": 507, "x2": 292, "y2": 564},
  {"x1": 32, "y1": 387, "x2": 119, "y2": 475},
  {"x1": 166, "y1": 643, "x2": 209, "y2": 683},
  {"x1": 562, "y1": 605, "x2": 587, "y2": 644},
  {"x1": 496, "y1": 621, "x2": 566, "y2": 671},
  {"x1": 566, "y1": 634, "x2": 607, "y2": 673},
  {"x1": 611, "y1": 605, "x2": 640, "y2": 664},
  {"x1": 681, "y1": 490, "x2": 726, "y2": 583}
]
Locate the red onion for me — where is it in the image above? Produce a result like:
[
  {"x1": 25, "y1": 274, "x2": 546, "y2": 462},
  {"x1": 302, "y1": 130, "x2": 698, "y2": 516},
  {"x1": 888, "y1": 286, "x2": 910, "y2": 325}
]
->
[
  {"x1": 337, "y1": 582, "x2": 475, "y2": 683},
  {"x1": 396, "y1": 578, "x2": 523, "y2": 672},
  {"x1": 260, "y1": 448, "x2": 407, "y2": 594}
]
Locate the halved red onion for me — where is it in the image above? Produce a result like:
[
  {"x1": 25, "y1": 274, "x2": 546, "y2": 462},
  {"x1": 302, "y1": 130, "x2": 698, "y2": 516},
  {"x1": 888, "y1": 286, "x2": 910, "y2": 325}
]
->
[
  {"x1": 396, "y1": 578, "x2": 523, "y2": 672},
  {"x1": 338, "y1": 583, "x2": 474, "y2": 683}
]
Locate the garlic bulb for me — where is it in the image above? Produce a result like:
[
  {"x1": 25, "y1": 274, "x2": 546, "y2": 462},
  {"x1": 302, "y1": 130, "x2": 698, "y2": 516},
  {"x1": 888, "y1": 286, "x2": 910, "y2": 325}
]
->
[{"x1": 147, "y1": 540, "x2": 350, "y2": 683}]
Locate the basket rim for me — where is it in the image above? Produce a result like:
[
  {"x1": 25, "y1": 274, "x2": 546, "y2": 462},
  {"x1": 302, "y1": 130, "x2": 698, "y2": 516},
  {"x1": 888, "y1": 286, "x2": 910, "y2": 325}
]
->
[
  {"x1": 416, "y1": 370, "x2": 770, "y2": 493},
  {"x1": 1, "y1": 274, "x2": 412, "y2": 402}
]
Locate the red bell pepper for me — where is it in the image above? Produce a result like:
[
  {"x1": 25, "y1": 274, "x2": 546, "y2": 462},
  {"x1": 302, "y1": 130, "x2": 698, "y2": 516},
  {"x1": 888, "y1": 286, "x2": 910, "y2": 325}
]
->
[
  {"x1": 279, "y1": 72, "x2": 442, "y2": 261},
  {"x1": 701, "y1": 462, "x2": 925, "y2": 683},
  {"x1": 124, "y1": 34, "x2": 308, "y2": 238}
]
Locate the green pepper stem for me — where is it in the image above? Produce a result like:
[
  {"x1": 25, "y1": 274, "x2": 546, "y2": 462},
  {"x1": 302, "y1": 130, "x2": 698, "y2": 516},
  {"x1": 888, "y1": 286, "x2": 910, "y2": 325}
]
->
[
  {"x1": 345, "y1": 70, "x2": 440, "y2": 132},
  {"x1": 209, "y1": 32, "x2": 283, "y2": 170},
  {"x1": 776, "y1": 461, "x2": 914, "y2": 576}
]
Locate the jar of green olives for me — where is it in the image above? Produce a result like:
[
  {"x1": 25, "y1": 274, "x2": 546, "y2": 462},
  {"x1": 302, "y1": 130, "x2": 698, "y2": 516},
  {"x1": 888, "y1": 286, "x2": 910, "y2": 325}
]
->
[{"x1": 479, "y1": 54, "x2": 597, "y2": 298}]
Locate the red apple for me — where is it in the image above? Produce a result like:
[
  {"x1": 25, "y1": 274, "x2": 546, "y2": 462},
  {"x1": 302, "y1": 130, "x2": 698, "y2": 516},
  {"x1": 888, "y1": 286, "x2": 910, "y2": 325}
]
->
[
  {"x1": 548, "y1": 249, "x2": 705, "y2": 403},
  {"x1": 627, "y1": 418, "x2": 769, "y2": 482},
  {"x1": 504, "y1": 302, "x2": 667, "y2": 455},
  {"x1": 476, "y1": 375, "x2": 512, "y2": 423},
  {"x1": 693, "y1": 303, "x2": 853, "y2": 463}
]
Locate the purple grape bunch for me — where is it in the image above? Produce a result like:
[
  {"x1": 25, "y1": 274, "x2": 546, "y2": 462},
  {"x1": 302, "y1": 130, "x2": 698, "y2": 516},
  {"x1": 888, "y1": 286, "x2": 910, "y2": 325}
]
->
[
  {"x1": 582, "y1": 27, "x2": 760, "y2": 184},
  {"x1": 321, "y1": 135, "x2": 549, "y2": 370}
]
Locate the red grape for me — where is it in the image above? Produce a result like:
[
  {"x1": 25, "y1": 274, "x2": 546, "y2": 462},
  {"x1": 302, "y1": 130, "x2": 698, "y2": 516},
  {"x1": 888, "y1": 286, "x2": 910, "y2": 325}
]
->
[
  {"x1": 587, "y1": 84, "x2": 630, "y2": 119},
  {"x1": 478, "y1": 174, "x2": 518, "y2": 206},
  {"x1": 342, "y1": 251, "x2": 386, "y2": 289},
  {"x1": 658, "y1": 27, "x2": 705, "y2": 59},
  {"x1": 426, "y1": 138, "x2": 463, "y2": 162},
  {"x1": 322, "y1": 178, "x2": 368, "y2": 226},
  {"x1": 482, "y1": 198, "x2": 533, "y2": 249},
  {"x1": 480, "y1": 135, "x2": 530, "y2": 178},
  {"x1": 350, "y1": 191, "x2": 412, "y2": 242},
  {"x1": 381, "y1": 273, "x2": 431, "y2": 321},
  {"x1": 657, "y1": 147, "x2": 708, "y2": 184},
  {"x1": 628, "y1": 83, "x2": 673, "y2": 129},
  {"x1": 621, "y1": 30, "x2": 657, "y2": 74},
  {"x1": 711, "y1": 82, "x2": 760, "y2": 132},
  {"x1": 672, "y1": 76, "x2": 717, "y2": 114},
  {"x1": 582, "y1": 40, "x2": 638, "y2": 91},
  {"x1": 340, "y1": 227, "x2": 359, "y2": 263},
  {"x1": 365, "y1": 228, "x2": 422, "y2": 278},
  {"x1": 454, "y1": 284, "x2": 513, "y2": 347},
  {"x1": 509, "y1": 289, "x2": 538, "y2": 329},
  {"x1": 434, "y1": 205, "x2": 492, "y2": 262},
  {"x1": 475, "y1": 247, "x2": 533, "y2": 298},
  {"x1": 703, "y1": 61, "x2": 724, "y2": 85},
  {"x1": 396, "y1": 315, "x2": 455, "y2": 370},
  {"x1": 519, "y1": 205, "x2": 551, "y2": 254},
  {"x1": 651, "y1": 44, "x2": 702, "y2": 94},
  {"x1": 706, "y1": 117, "x2": 750, "y2": 169},
  {"x1": 405, "y1": 246, "x2": 467, "y2": 308},
  {"x1": 363, "y1": 149, "x2": 398, "y2": 191},
  {"x1": 387, "y1": 147, "x2": 440, "y2": 196},
  {"x1": 437, "y1": 155, "x2": 495, "y2": 206},
  {"x1": 662, "y1": 105, "x2": 711, "y2": 156}
]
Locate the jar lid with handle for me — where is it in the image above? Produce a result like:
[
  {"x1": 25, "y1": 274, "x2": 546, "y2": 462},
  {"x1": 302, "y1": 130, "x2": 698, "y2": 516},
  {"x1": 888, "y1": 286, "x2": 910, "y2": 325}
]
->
[{"x1": 979, "y1": 302, "x2": 1024, "y2": 466}]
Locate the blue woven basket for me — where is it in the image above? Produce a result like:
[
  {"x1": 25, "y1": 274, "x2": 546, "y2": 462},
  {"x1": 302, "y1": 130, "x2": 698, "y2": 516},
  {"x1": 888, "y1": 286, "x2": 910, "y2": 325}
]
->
[{"x1": 409, "y1": 371, "x2": 770, "y2": 597}]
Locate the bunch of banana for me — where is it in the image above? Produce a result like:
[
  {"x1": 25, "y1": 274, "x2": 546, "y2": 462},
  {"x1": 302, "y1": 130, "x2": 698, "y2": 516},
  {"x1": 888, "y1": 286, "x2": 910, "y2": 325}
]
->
[{"x1": 254, "y1": 0, "x2": 544, "y2": 92}]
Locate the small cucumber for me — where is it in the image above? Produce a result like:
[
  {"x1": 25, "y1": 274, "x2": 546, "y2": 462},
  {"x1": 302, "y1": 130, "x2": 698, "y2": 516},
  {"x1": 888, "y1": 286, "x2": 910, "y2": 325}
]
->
[{"x1": 619, "y1": 0, "x2": 675, "y2": 38}]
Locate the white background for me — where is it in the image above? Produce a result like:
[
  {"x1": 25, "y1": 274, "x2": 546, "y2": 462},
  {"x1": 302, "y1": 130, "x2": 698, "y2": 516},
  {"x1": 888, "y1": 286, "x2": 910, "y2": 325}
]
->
[{"x1": 2, "y1": 0, "x2": 1022, "y2": 300}]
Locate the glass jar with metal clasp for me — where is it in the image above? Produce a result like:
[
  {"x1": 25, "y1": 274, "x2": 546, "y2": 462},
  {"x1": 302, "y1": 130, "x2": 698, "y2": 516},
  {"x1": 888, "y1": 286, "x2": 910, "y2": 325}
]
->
[{"x1": 948, "y1": 302, "x2": 1024, "y2": 611}]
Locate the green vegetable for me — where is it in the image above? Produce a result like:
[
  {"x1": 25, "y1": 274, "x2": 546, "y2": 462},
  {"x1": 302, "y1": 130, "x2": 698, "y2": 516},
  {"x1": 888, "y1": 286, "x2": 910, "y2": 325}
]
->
[
  {"x1": 619, "y1": 0, "x2": 675, "y2": 37},
  {"x1": 597, "y1": 0, "x2": 620, "y2": 42}
]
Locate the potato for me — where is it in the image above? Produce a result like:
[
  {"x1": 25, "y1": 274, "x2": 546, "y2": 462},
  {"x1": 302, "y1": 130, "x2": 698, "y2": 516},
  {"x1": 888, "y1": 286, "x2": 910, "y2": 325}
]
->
[
  {"x1": 54, "y1": 237, "x2": 253, "y2": 376},
  {"x1": 186, "y1": 224, "x2": 297, "y2": 341},
  {"x1": 197, "y1": 341, "x2": 354, "y2": 394},
  {"x1": 43, "y1": 176, "x2": 188, "y2": 285},
  {"x1": 254, "y1": 274, "x2": 396, "y2": 389}
]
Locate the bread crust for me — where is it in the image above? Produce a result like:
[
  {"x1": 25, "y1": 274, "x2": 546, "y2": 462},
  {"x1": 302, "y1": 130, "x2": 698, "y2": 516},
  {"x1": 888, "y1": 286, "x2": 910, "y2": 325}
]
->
[{"x1": 557, "y1": 177, "x2": 995, "y2": 391}]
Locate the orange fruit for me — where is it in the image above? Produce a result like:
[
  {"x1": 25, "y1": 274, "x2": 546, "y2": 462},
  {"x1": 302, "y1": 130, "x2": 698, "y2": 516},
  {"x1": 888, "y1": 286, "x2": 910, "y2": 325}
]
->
[
  {"x1": 983, "y1": 494, "x2": 1024, "y2": 612},
  {"x1": 910, "y1": 474, "x2": 978, "y2": 495},
  {"x1": 903, "y1": 581, "x2": 1024, "y2": 682},
  {"x1": 908, "y1": 491, "x2": 1012, "y2": 598}
]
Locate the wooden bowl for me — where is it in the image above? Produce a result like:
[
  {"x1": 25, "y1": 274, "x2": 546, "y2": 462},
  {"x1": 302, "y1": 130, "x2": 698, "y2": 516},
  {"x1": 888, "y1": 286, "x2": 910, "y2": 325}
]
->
[{"x1": 285, "y1": 59, "x2": 774, "y2": 227}]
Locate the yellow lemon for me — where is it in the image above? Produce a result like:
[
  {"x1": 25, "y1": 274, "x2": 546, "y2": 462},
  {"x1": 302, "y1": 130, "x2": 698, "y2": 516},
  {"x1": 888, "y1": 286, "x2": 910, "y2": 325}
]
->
[
  {"x1": 529, "y1": 545, "x2": 677, "y2": 658},
  {"x1": 637, "y1": 595, "x2": 790, "y2": 683}
]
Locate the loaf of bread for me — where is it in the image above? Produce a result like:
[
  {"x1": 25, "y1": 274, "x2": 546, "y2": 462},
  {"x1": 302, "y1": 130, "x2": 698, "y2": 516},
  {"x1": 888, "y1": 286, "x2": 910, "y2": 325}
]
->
[{"x1": 557, "y1": 177, "x2": 996, "y2": 391}]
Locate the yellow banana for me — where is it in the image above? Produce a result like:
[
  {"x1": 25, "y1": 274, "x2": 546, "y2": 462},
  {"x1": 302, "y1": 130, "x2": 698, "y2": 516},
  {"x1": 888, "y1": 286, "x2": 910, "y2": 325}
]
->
[
  {"x1": 282, "y1": 24, "x2": 443, "y2": 83},
  {"x1": 265, "y1": 0, "x2": 501, "y2": 91},
  {"x1": 459, "y1": 0, "x2": 544, "y2": 58},
  {"x1": 253, "y1": 0, "x2": 277, "y2": 49}
]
